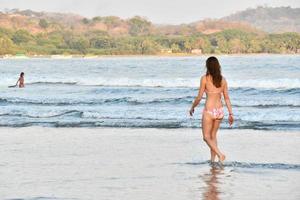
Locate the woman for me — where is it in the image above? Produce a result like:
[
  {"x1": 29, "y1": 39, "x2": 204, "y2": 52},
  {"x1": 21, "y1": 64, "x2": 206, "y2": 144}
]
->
[
  {"x1": 189, "y1": 57, "x2": 233, "y2": 163},
  {"x1": 15, "y1": 72, "x2": 25, "y2": 88}
]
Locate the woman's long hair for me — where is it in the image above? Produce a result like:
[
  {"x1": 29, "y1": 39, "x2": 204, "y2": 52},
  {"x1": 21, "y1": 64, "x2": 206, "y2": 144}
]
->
[{"x1": 206, "y1": 56, "x2": 222, "y2": 88}]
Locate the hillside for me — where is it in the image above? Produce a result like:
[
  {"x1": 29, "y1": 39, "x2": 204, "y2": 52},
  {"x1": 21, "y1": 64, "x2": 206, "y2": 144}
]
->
[
  {"x1": 0, "y1": 9, "x2": 261, "y2": 36},
  {"x1": 0, "y1": 9, "x2": 129, "y2": 35},
  {"x1": 0, "y1": 8, "x2": 299, "y2": 55},
  {"x1": 222, "y1": 6, "x2": 300, "y2": 33},
  {"x1": 1, "y1": 7, "x2": 299, "y2": 36}
]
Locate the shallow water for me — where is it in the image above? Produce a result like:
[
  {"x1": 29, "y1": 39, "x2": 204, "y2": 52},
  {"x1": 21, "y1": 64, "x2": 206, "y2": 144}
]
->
[
  {"x1": 0, "y1": 55, "x2": 300, "y2": 130},
  {"x1": 0, "y1": 128, "x2": 299, "y2": 200}
]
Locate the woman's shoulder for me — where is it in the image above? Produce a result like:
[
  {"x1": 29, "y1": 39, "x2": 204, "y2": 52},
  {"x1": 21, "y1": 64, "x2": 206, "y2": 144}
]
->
[
  {"x1": 221, "y1": 76, "x2": 227, "y2": 85},
  {"x1": 200, "y1": 75, "x2": 208, "y2": 83}
]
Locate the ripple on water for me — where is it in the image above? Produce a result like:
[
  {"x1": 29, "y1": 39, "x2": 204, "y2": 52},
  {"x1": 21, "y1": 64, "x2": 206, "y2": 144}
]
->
[{"x1": 180, "y1": 161, "x2": 300, "y2": 170}]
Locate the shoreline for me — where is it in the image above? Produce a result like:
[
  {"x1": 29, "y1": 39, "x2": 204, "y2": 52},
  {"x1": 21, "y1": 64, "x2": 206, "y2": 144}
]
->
[
  {"x1": 2, "y1": 126, "x2": 300, "y2": 132},
  {"x1": 1, "y1": 53, "x2": 300, "y2": 59}
]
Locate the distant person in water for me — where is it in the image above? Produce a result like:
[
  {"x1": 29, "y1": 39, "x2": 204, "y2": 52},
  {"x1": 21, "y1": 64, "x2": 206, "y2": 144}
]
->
[
  {"x1": 15, "y1": 72, "x2": 25, "y2": 88},
  {"x1": 189, "y1": 57, "x2": 234, "y2": 163}
]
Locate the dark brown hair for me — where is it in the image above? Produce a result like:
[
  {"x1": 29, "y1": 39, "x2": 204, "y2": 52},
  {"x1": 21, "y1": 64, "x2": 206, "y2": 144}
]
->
[
  {"x1": 206, "y1": 56, "x2": 222, "y2": 88},
  {"x1": 20, "y1": 72, "x2": 24, "y2": 77}
]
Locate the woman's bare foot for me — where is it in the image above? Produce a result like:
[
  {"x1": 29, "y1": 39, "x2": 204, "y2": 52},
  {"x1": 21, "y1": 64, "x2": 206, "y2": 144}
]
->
[{"x1": 218, "y1": 154, "x2": 226, "y2": 164}]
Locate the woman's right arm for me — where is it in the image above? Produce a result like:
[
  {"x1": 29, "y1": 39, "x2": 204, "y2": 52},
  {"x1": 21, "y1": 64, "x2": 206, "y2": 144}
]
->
[
  {"x1": 223, "y1": 79, "x2": 234, "y2": 125},
  {"x1": 189, "y1": 76, "x2": 206, "y2": 116}
]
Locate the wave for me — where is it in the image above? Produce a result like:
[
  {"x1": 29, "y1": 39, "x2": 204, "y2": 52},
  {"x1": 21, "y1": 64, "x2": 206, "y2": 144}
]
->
[
  {"x1": 0, "y1": 110, "x2": 82, "y2": 119},
  {"x1": 232, "y1": 87, "x2": 300, "y2": 94},
  {"x1": 28, "y1": 81, "x2": 77, "y2": 85},
  {"x1": 16, "y1": 78, "x2": 300, "y2": 89},
  {"x1": 0, "y1": 117, "x2": 300, "y2": 130},
  {"x1": 6, "y1": 197, "x2": 74, "y2": 200},
  {"x1": 1, "y1": 96, "x2": 300, "y2": 108},
  {"x1": 233, "y1": 120, "x2": 300, "y2": 130},
  {"x1": 181, "y1": 161, "x2": 300, "y2": 170},
  {"x1": 229, "y1": 79, "x2": 300, "y2": 89},
  {"x1": 234, "y1": 104, "x2": 300, "y2": 108},
  {"x1": 0, "y1": 121, "x2": 185, "y2": 128},
  {"x1": 0, "y1": 96, "x2": 195, "y2": 106}
]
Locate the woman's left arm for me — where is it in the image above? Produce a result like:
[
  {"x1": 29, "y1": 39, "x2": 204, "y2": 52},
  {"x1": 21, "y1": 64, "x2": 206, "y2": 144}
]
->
[
  {"x1": 189, "y1": 76, "x2": 206, "y2": 116},
  {"x1": 223, "y1": 79, "x2": 234, "y2": 125},
  {"x1": 15, "y1": 78, "x2": 20, "y2": 87}
]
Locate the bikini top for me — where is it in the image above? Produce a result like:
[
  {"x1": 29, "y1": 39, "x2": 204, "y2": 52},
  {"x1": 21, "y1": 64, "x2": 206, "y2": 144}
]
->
[
  {"x1": 205, "y1": 76, "x2": 223, "y2": 94},
  {"x1": 205, "y1": 89, "x2": 222, "y2": 94}
]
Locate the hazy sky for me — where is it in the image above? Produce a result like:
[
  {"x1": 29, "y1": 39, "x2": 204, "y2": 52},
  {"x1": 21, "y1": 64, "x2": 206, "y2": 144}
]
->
[{"x1": 1, "y1": 0, "x2": 299, "y2": 24}]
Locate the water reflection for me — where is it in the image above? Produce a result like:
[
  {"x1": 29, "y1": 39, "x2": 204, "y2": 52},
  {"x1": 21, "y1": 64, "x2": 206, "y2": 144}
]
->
[{"x1": 202, "y1": 163, "x2": 224, "y2": 200}]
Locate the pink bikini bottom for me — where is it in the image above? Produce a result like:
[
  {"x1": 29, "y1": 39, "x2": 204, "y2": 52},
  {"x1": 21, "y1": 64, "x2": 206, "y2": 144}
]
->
[{"x1": 203, "y1": 107, "x2": 224, "y2": 120}]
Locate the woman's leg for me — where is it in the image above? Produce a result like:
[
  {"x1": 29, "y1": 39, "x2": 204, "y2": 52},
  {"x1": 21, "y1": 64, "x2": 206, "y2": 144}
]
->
[
  {"x1": 210, "y1": 119, "x2": 222, "y2": 162},
  {"x1": 202, "y1": 114, "x2": 224, "y2": 160},
  {"x1": 210, "y1": 120, "x2": 217, "y2": 162}
]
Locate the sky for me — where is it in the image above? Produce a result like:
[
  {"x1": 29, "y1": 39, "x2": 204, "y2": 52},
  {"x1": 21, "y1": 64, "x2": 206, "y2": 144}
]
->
[{"x1": 1, "y1": 0, "x2": 299, "y2": 24}]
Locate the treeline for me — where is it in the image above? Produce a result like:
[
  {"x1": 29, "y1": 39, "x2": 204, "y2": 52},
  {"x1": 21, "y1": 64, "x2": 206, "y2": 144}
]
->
[{"x1": 0, "y1": 27, "x2": 299, "y2": 55}]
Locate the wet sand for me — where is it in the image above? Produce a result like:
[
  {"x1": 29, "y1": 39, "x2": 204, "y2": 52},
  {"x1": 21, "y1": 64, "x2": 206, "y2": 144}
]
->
[{"x1": 0, "y1": 128, "x2": 299, "y2": 200}]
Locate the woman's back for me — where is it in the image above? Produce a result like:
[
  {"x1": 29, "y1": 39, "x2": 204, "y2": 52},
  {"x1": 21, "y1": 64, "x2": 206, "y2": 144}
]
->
[{"x1": 204, "y1": 75, "x2": 224, "y2": 109}]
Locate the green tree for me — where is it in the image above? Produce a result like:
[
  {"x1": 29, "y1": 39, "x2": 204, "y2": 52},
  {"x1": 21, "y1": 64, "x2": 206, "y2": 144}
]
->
[
  {"x1": 128, "y1": 16, "x2": 152, "y2": 36},
  {"x1": 48, "y1": 32, "x2": 65, "y2": 48},
  {"x1": 90, "y1": 36, "x2": 114, "y2": 49},
  {"x1": 171, "y1": 43, "x2": 180, "y2": 53},
  {"x1": 102, "y1": 16, "x2": 122, "y2": 28},
  {"x1": 140, "y1": 39, "x2": 160, "y2": 54},
  {"x1": 82, "y1": 18, "x2": 90, "y2": 25},
  {"x1": 92, "y1": 16, "x2": 102, "y2": 22},
  {"x1": 183, "y1": 39, "x2": 192, "y2": 53},
  {"x1": 12, "y1": 30, "x2": 32, "y2": 44},
  {"x1": 215, "y1": 35, "x2": 229, "y2": 53},
  {"x1": 247, "y1": 39, "x2": 262, "y2": 53},
  {"x1": 63, "y1": 32, "x2": 90, "y2": 53},
  {"x1": 0, "y1": 37, "x2": 16, "y2": 54},
  {"x1": 72, "y1": 38, "x2": 90, "y2": 53},
  {"x1": 228, "y1": 38, "x2": 246, "y2": 53},
  {"x1": 192, "y1": 37, "x2": 212, "y2": 53},
  {"x1": 261, "y1": 38, "x2": 278, "y2": 53},
  {"x1": 1, "y1": 22, "x2": 299, "y2": 56},
  {"x1": 39, "y1": 19, "x2": 49, "y2": 29}
]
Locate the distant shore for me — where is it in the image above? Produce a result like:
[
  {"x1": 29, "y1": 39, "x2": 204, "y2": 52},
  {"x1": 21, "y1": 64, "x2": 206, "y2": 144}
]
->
[{"x1": 1, "y1": 53, "x2": 300, "y2": 59}]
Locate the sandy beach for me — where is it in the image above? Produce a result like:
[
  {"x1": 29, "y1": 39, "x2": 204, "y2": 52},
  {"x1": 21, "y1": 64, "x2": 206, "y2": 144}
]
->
[
  {"x1": 0, "y1": 127, "x2": 299, "y2": 200},
  {"x1": 0, "y1": 1, "x2": 299, "y2": 200}
]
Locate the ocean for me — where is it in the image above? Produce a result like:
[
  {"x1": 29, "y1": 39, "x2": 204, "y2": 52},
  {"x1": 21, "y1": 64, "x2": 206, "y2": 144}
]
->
[{"x1": 0, "y1": 55, "x2": 299, "y2": 130}]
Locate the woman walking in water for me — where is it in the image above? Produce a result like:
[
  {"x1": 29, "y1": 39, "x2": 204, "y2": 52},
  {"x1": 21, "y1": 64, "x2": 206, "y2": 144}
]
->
[{"x1": 190, "y1": 57, "x2": 234, "y2": 163}]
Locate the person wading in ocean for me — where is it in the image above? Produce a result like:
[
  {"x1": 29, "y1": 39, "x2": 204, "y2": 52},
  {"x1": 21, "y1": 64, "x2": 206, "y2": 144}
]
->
[
  {"x1": 190, "y1": 57, "x2": 234, "y2": 163},
  {"x1": 15, "y1": 72, "x2": 25, "y2": 88}
]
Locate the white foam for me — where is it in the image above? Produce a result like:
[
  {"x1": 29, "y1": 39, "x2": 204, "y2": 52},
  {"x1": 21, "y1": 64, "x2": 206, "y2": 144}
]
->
[
  {"x1": 2, "y1": 77, "x2": 297, "y2": 89},
  {"x1": 228, "y1": 78, "x2": 300, "y2": 89},
  {"x1": 0, "y1": 75, "x2": 300, "y2": 89}
]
